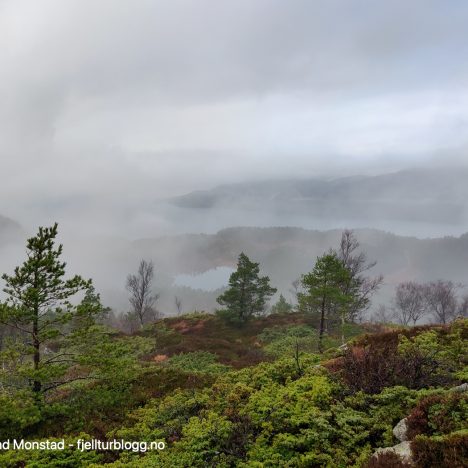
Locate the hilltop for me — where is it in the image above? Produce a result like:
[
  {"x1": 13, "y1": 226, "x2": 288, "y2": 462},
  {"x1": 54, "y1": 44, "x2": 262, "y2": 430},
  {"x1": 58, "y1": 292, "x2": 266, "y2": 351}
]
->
[
  {"x1": 2, "y1": 312, "x2": 466, "y2": 467},
  {"x1": 144, "y1": 311, "x2": 367, "y2": 368}
]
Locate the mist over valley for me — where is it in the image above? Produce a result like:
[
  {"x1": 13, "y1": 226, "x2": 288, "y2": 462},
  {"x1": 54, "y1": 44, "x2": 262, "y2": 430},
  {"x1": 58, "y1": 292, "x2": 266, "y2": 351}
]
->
[{"x1": 2, "y1": 167, "x2": 468, "y2": 318}]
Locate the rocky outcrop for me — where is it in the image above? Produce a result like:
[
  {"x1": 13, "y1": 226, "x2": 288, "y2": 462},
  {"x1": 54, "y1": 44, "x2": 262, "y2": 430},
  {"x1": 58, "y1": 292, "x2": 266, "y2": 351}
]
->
[
  {"x1": 371, "y1": 382, "x2": 467, "y2": 465},
  {"x1": 371, "y1": 417, "x2": 412, "y2": 464},
  {"x1": 393, "y1": 417, "x2": 409, "y2": 442},
  {"x1": 373, "y1": 441, "x2": 412, "y2": 464},
  {"x1": 450, "y1": 382, "x2": 468, "y2": 393}
]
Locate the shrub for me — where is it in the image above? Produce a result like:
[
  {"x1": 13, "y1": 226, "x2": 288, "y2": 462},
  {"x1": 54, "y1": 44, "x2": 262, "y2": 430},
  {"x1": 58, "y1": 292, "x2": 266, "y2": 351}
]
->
[
  {"x1": 339, "y1": 325, "x2": 463, "y2": 394},
  {"x1": 406, "y1": 393, "x2": 468, "y2": 439},
  {"x1": 0, "y1": 434, "x2": 103, "y2": 468},
  {"x1": 259, "y1": 325, "x2": 319, "y2": 358},
  {"x1": 0, "y1": 390, "x2": 42, "y2": 440},
  {"x1": 365, "y1": 451, "x2": 412, "y2": 467},
  {"x1": 165, "y1": 351, "x2": 230, "y2": 375},
  {"x1": 411, "y1": 430, "x2": 468, "y2": 468}
]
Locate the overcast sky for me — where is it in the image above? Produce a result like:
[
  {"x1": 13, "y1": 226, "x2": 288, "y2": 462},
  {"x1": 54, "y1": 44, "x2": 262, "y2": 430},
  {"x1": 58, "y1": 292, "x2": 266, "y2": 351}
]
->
[{"x1": 1, "y1": 0, "x2": 468, "y2": 236}]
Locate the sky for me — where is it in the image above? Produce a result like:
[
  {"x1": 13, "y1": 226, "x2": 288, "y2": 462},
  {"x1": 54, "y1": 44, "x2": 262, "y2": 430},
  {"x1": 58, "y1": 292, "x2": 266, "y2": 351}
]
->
[{"x1": 1, "y1": 0, "x2": 468, "y2": 237}]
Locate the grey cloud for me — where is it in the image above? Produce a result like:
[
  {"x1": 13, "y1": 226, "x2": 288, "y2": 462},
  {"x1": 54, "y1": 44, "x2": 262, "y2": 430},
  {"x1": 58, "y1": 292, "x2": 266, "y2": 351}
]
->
[
  {"x1": 1, "y1": 0, "x2": 468, "y2": 240},
  {"x1": 2, "y1": 1, "x2": 468, "y2": 317},
  {"x1": 3, "y1": 1, "x2": 468, "y2": 106}
]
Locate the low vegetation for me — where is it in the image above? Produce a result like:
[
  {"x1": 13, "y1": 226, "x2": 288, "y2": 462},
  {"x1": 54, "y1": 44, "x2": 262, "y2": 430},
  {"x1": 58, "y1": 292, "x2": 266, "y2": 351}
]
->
[
  {"x1": 0, "y1": 312, "x2": 465, "y2": 467},
  {"x1": 0, "y1": 225, "x2": 466, "y2": 467}
]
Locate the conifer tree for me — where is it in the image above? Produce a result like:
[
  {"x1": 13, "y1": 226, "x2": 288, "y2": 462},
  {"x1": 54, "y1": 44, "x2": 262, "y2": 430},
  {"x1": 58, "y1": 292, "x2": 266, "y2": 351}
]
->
[
  {"x1": 217, "y1": 252, "x2": 276, "y2": 324},
  {"x1": 0, "y1": 223, "x2": 101, "y2": 394},
  {"x1": 271, "y1": 294, "x2": 293, "y2": 315},
  {"x1": 298, "y1": 252, "x2": 352, "y2": 352}
]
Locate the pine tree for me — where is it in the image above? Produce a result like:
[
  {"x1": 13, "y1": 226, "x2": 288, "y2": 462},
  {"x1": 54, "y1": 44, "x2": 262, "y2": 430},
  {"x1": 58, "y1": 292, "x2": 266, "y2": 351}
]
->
[
  {"x1": 271, "y1": 294, "x2": 293, "y2": 315},
  {"x1": 217, "y1": 252, "x2": 276, "y2": 324},
  {"x1": 298, "y1": 252, "x2": 352, "y2": 352},
  {"x1": 0, "y1": 223, "x2": 102, "y2": 394}
]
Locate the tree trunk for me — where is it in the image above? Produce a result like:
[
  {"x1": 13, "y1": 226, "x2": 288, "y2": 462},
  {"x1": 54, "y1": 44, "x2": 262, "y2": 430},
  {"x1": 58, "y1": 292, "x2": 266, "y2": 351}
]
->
[
  {"x1": 32, "y1": 311, "x2": 41, "y2": 394},
  {"x1": 318, "y1": 297, "x2": 326, "y2": 353},
  {"x1": 341, "y1": 312, "x2": 345, "y2": 345}
]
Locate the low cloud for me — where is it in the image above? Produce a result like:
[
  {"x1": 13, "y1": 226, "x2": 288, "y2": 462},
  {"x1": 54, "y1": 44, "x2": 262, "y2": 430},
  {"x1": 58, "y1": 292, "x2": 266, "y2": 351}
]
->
[{"x1": 0, "y1": 0, "x2": 467, "y2": 237}]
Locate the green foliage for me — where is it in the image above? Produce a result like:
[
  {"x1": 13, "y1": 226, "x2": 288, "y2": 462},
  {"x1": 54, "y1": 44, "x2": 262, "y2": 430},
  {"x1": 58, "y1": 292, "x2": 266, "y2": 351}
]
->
[
  {"x1": 270, "y1": 294, "x2": 293, "y2": 315},
  {"x1": 299, "y1": 252, "x2": 354, "y2": 351},
  {"x1": 0, "y1": 223, "x2": 103, "y2": 395},
  {"x1": 77, "y1": 333, "x2": 153, "y2": 384},
  {"x1": 411, "y1": 430, "x2": 468, "y2": 468},
  {"x1": 37, "y1": 321, "x2": 464, "y2": 468},
  {"x1": 0, "y1": 390, "x2": 42, "y2": 439},
  {"x1": 157, "y1": 411, "x2": 235, "y2": 466},
  {"x1": 341, "y1": 386, "x2": 433, "y2": 448},
  {"x1": 299, "y1": 252, "x2": 351, "y2": 315},
  {"x1": 104, "y1": 366, "x2": 448, "y2": 467},
  {"x1": 0, "y1": 235, "x2": 464, "y2": 468},
  {"x1": 165, "y1": 351, "x2": 230, "y2": 375},
  {"x1": 340, "y1": 322, "x2": 467, "y2": 394},
  {"x1": 398, "y1": 324, "x2": 467, "y2": 384},
  {"x1": 112, "y1": 389, "x2": 211, "y2": 443},
  {"x1": 37, "y1": 335, "x2": 155, "y2": 436},
  {"x1": 175, "y1": 311, "x2": 211, "y2": 321},
  {"x1": 259, "y1": 324, "x2": 319, "y2": 357},
  {"x1": 258, "y1": 324, "x2": 314, "y2": 343},
  {"x1": 0, "y1": 434, "x2": 103, "y2": 468},
  {"x1": 259, "y1": 323, "x2": 364, "y2": 358},
  {"x1": 217, "y1": 252, "x2": 277, "y2": 324},
  {"x1": 406, "y1": 392, "x2": 468, "y2": 439}
]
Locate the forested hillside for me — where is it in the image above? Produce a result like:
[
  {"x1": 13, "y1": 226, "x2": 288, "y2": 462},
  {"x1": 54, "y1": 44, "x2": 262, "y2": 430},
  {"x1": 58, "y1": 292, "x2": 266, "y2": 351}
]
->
[
  {"x1": 132, "y1": 227, "x2": 468, "y2": 315},
  {"x1": 4, "y1": 217, "x2": 468, "y2": 317}
]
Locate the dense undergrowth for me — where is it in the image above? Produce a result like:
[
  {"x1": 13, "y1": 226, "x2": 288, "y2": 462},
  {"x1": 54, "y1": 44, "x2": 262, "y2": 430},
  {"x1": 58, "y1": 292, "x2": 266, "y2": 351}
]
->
[{"x1": 0, "y1": 313, "x2": 466, "y2": 467}]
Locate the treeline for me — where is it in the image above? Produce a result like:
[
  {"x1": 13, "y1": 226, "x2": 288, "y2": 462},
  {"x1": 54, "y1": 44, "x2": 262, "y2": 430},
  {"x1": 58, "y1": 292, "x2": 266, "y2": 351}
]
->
[
  {"x1": 214, "y1": 230, "x2": 383, "y2": 352},
  {"x1": 213, "y1": 228, "x2": 467, "y2": 351}
]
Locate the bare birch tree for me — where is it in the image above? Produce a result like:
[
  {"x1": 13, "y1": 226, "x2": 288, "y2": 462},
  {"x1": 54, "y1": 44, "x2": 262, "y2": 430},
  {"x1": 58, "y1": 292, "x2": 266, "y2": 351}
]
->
[
  {"x1": 337, "y1": 230, "x2": 383, "y2": 322},
  {"x1": 126, "y1": 260, "x2": 159, "y2": 327},
  {"x1": 393, "y1": 281, "x2": 426, "y2": 326},
  {"x1": 424, "y1": 280, "x2": 459, "y2": 324}
]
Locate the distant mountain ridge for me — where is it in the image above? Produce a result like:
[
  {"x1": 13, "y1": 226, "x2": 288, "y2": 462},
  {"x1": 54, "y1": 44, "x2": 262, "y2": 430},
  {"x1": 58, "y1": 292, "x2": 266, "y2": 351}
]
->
[
  {"x1": 164, "y1": 167, "x2": 468, "y2": 236},
  {"x1": 171, "y1": 168, "x2": 468, "y2": 207}
]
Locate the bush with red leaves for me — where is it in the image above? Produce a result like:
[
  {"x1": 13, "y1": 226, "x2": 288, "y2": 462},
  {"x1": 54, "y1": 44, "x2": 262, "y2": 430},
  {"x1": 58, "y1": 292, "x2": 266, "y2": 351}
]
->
[
  {"x1": 337, "y1": 326, "x2": 458, "y2": 394},
  {"x1": 411, "y1": 432, "x2": 468, "y2": 468},
  {"x1": 406, "y1": 393, "x2": 468, "y2": 439},
  {"x1": 365, "y1": 451, "x2": 412, "y2": 468}
]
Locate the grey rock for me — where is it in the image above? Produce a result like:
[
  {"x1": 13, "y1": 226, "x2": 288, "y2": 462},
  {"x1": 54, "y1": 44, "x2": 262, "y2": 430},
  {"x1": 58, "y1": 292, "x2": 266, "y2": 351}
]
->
[
  {"x1": 451, "y1": 382, "x2": 468, "y2": 393},
  {"x1": 393, "y1": 417, "x2": 409, "y2": 442},
  {"x1": 374, "y1": 441, "x2": 412, "y2": 464}
]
